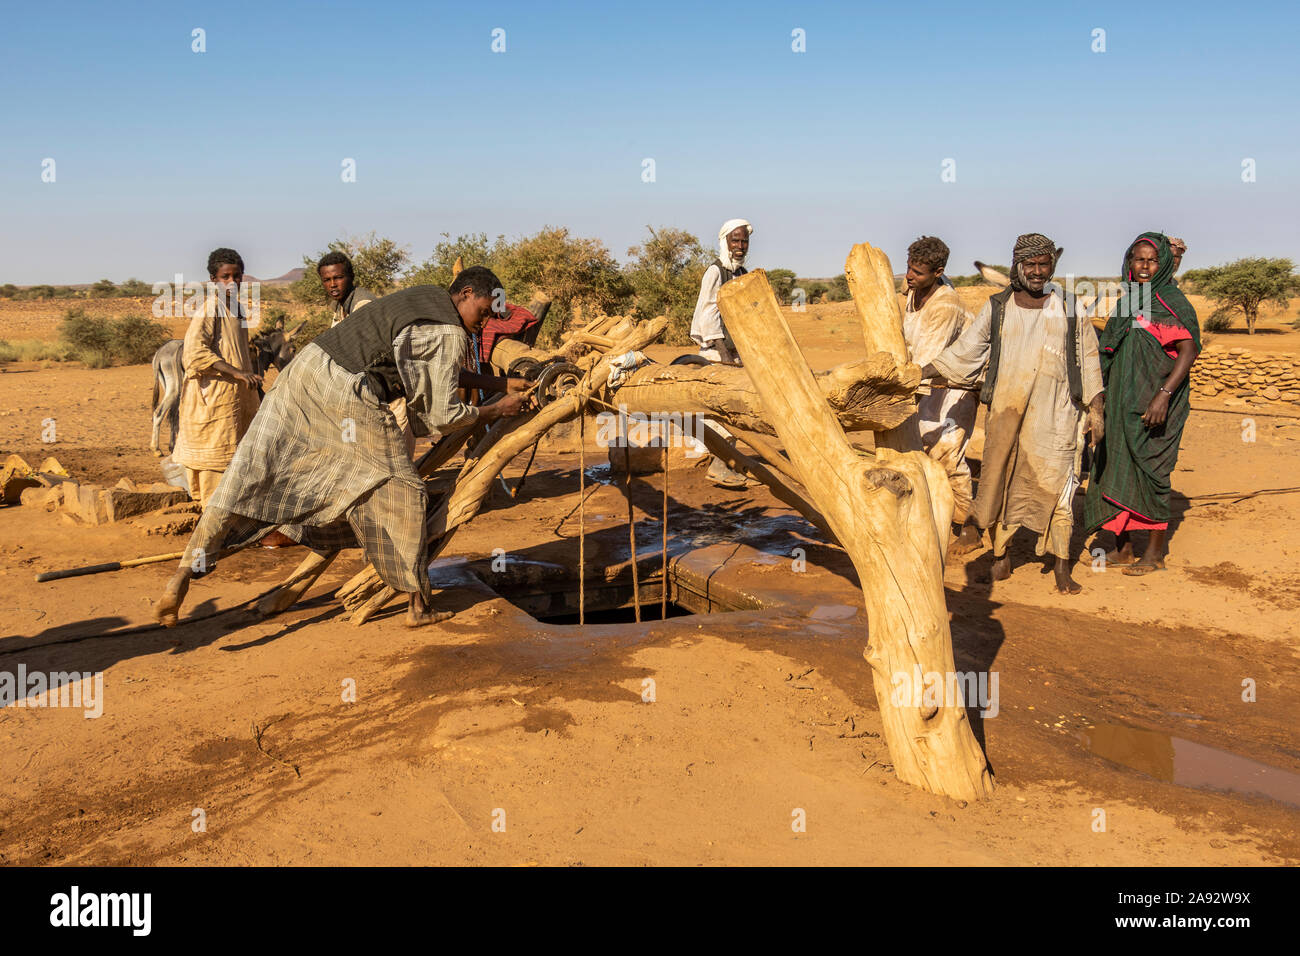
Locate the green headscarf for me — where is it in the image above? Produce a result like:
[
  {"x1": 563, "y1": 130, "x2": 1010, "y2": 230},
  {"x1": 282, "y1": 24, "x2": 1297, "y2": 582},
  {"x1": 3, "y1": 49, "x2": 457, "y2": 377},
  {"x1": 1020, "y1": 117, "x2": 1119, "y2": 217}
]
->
[
  {"x1": 1101, "y1": 231, "x2": 1201, "y2": 368},
  {"x1": 1084, "y1": 231, "x2": 1201, "y2": 534}
]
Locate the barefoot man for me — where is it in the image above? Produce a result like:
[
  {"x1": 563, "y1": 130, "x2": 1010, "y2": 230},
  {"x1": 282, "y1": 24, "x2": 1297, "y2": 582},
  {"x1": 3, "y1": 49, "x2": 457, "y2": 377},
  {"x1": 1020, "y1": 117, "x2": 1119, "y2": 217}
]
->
[
  {"x1": 921, "y1": 233, "x2": 1104, "y2": 594},
  {"x1": 157, "y1": 266, "x2": 531, "y2": 628},
  {"x1": 170, "y1": 248, "x2": 262, "y2": 508}
]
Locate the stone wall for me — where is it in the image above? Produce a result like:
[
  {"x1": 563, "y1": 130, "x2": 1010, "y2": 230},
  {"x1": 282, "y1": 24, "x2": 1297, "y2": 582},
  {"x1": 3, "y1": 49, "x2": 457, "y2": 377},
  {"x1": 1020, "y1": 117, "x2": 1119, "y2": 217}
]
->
[{"x1": 1189, "y1": 346, "x2": 1300, "y2": 405}]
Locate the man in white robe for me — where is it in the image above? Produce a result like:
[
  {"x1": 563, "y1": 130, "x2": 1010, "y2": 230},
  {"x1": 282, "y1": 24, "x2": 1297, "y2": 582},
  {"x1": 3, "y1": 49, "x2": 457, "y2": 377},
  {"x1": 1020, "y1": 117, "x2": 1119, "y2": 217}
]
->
[{"x1": 923, "y1": 234, "x2": 1104, "y2": 594}]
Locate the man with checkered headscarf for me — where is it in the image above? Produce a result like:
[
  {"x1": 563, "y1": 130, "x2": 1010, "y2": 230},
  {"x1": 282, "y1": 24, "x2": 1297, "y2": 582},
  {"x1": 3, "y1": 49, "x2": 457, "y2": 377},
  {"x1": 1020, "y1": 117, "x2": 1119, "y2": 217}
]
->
[{"x1": 921, "y1": 233, "x2": 1105, "y2": 595}]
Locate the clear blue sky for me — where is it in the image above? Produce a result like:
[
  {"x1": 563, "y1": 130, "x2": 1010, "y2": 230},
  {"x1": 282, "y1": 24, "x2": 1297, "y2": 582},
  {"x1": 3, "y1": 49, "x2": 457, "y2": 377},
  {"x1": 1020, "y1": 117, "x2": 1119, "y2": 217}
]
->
[{"x1": 1, "y1": 0, "x2": 1296, "y2": 284}]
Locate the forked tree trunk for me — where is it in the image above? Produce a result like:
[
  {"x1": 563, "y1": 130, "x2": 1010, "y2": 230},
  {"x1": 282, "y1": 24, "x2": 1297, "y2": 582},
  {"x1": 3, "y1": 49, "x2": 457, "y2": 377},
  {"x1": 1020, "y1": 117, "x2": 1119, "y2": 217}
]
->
[
  {"x1": 610, "y1": 355, "x2": 917, "y2": 434},
  {"x1": 718, "y1": 264, "x2": 994, "y2": 801}
]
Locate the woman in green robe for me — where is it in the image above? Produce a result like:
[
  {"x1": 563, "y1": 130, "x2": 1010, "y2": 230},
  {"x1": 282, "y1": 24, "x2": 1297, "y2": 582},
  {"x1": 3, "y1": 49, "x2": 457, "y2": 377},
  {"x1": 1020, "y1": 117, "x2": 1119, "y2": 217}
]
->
[{"x1": 1084, "y1": 232, "x2": 1200, "y2": 575}]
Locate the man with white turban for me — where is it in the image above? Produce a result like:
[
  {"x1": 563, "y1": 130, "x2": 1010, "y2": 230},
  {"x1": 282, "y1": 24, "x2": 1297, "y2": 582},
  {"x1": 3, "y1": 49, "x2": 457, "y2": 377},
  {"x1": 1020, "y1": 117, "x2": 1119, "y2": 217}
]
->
[
  {"x1": 688, "y1": 219, "x2": 753, "y2": 487},
  {"x1": 690, "y1": 219, "x2": 752, "y2": 365}
]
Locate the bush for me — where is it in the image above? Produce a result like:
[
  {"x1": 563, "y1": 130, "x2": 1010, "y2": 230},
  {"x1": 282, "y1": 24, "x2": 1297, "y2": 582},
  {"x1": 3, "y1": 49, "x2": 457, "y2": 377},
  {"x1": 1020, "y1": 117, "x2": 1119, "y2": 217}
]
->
[
  {"x1": 1203, "y1": 307, "x2": 1234, "y2": 333},
  {"x1": 294, "y1": 232, "x2": 411, "y2": 303},
  {"x1": 0, "y1": 340, "x2": 73, "y2": 363},
  {"x1": 623, "y1": 226, "x2": 711, "y2": 345},
  {"x1": 56, "y1": 308, "x2": 171, "y2": 366},
  {"x1": 110, "y1": 314, "x2": 172, "y2": 364}
]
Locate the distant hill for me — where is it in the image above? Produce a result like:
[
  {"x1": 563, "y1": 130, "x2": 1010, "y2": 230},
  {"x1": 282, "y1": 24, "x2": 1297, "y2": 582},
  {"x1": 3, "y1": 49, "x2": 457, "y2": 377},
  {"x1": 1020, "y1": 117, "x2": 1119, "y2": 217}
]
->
[{"x1": 246, "y1": 268, "x2": 304, "y2": 285}]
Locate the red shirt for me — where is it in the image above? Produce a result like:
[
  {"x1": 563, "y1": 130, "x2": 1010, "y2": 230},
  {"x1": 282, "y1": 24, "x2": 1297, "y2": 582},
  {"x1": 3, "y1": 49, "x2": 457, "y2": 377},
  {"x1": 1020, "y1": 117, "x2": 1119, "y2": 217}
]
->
[{"x1": 479, "y1": 303, "x2": 539, "y2": 365}]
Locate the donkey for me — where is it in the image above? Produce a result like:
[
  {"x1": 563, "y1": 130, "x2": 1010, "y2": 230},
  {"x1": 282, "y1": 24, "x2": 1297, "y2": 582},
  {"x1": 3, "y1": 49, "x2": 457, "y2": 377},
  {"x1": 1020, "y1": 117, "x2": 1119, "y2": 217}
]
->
[{"x1": 150, "y1": 322, "x2": 303, "y2": 456}]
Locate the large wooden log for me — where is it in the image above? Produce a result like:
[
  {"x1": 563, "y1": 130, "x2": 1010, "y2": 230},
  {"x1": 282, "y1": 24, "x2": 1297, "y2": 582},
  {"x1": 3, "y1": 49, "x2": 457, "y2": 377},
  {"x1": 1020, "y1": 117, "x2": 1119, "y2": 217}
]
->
[
  {"x1": 610, "y1": 355, "x2": 917, "y2": 435},
  {"x1": 846, "y1": 242, "x2": 924, "y2": 452},
  {"x1": 718, "y1": 268, "x2": 993, "y2": 802}
]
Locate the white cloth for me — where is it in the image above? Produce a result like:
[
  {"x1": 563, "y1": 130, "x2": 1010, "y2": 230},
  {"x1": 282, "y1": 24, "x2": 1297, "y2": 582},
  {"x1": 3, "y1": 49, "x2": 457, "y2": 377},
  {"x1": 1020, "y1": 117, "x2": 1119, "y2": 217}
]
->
[
  {"x1": 607, "y1": 350, "x2": 653, "y2": 389},
  {"x1": 717, "y1": 218, "x2": 752, "y2": 272}
]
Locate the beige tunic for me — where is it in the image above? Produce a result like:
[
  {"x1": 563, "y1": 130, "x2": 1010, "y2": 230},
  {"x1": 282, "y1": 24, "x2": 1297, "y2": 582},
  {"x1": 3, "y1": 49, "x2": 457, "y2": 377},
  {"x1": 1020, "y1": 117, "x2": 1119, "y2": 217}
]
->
[
  {"x1": 903, "y1": 285, "x2": 978, "y2": 522},
  {"x1": 171, "y1": 294, "x2": 260, "y2": 472},
  {"x1": 932, "y1": 292, "x2": 1102, "y2": 543}
]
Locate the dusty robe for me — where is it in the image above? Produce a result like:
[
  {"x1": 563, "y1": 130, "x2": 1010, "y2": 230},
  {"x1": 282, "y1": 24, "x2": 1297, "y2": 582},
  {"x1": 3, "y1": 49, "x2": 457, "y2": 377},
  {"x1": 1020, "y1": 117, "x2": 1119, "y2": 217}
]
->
[
  {"x1": 932, "y1": 291, "x2": 1102, "y2": 556},
  {"x1": 178, "y1": 323, "x2": 479, "y2": 601},
  {"x1": 171, "y1": 293, "x2": 260, "y2": 473},
  {"x1": 903, "y1": 285, "x2": 977, "y2": 522}
]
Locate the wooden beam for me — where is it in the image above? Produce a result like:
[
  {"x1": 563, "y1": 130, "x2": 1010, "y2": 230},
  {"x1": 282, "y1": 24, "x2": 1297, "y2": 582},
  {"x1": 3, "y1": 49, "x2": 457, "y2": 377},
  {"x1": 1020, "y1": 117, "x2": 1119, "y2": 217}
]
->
[{"x1": 718, "y1": 267, "x2": 993, "y2": 802}]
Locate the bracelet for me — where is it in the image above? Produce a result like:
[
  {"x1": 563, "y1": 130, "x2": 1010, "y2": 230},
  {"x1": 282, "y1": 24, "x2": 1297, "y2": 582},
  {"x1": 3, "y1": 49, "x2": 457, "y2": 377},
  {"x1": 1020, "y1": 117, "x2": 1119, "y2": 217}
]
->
[{"x1": 1159, "y1": 386, "x2": 1173, "y2": 396}]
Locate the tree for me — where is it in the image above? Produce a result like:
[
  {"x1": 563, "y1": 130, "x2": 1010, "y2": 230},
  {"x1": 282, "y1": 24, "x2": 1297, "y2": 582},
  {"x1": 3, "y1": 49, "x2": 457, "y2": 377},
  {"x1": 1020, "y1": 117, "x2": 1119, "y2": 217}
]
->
[
  {"x1": 292, "y1": 232, "x2": 410, "y2": 304},
  {"x1": 766, "y1": 268, "x2": 797, "y2": 305},
  {"x1": 90, "y1": 278, "x2": 117, "y2": 298},
  {"x1": 403, "y1": 232, "x2": 497, "y2": 289},
  {"x1": 1182, "y1": 258, "x2": 1298, "y2": 334},
  {"x1": 624, "y1": 226, "x2": 712, "y2": 344}
]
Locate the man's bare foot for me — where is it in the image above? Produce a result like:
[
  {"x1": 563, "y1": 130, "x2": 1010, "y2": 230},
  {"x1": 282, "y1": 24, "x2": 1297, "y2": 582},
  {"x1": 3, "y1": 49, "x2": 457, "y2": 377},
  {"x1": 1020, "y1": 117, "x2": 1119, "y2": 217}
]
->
[
  {"x1": 950, "y1": 523, "x2": 984, "y2": 556},
  {"x1": 990, "y1": 555, "x2": 1011, "y2": 582},
  {"x1": 1105, "y1": 549, "x2": 1139, "y2": 566},
  {"x1": 156, "y1": 570, "x2": 192, "y2": 627},
  {"x1": 1054, "y1": 560, "x2": 1082, "y2": 594},
  {"x1": 1122, "y1": 559, "x2": 1166, "y2": 576},
  {"x1": 259, "y1": 530, "x2": 298, "y2": 549},
  {"x1": 406, "y1": 592, "x2": 455, "y2": 628}
]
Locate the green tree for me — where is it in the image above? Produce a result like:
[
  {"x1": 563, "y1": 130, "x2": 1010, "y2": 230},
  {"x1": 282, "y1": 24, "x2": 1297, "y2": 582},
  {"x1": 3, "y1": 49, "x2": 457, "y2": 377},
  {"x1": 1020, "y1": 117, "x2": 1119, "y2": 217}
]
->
[
  {"x1": 403, "y1": 232, "x2": 497, "y2": 289},
  {"x1": 118, "y1": 278, "x2": 153, "y2": 297},
  {"x1": 1182, "y1": 257, "x2": 1298, "y2": 334},
  {"x1": 0, "y1": 283, "x2": 17, "y2": 299},
  {"x1": 89, "y1": 278, "x2": 117, "y2": 298},
  {"x1": 292, "y1": 232, "x2": 410, "y2": 304},
  {"x1": 766, "y1": 268, "x2": 797, "y2": 305},
  {"x1": 623, "y1": 226, "x2": 711, "y2": 345}
]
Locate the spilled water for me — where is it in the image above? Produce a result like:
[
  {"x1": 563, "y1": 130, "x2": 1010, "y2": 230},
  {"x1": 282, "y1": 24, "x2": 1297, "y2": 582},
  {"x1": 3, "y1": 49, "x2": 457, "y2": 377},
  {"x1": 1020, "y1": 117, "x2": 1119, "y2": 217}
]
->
[{"x1": 1080, "y1": 722, "x2": 1300, "y2": 809}]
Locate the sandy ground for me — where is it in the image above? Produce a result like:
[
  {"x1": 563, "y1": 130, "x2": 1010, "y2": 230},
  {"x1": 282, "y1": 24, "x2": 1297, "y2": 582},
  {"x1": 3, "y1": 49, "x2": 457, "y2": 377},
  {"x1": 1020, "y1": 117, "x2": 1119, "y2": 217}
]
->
[{"x1": 1, "y1": 300, "x2": 1298, "y2": 866}]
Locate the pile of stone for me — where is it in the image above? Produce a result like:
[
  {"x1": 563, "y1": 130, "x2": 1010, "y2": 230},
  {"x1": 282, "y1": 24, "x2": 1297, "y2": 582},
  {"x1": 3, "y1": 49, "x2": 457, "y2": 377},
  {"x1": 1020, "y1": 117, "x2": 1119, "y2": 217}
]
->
[
  {"x1": 1189, "y1": 346, "x2": 1300, "y2": 404},
  {"x1": 2, "y1": 453, "x2": 191, "y2": 525}
]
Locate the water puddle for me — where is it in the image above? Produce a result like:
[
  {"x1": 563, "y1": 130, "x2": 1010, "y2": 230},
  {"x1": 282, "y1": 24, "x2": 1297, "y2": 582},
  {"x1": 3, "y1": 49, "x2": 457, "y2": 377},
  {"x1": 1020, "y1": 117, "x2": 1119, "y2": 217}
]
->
[{"x1": 1080, "y1": 722, "x2": 1300, "y2": 808}]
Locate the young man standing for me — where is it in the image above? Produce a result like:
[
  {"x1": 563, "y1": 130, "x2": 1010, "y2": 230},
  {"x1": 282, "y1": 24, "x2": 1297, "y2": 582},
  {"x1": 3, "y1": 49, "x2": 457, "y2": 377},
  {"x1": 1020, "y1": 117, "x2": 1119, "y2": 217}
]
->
[
  {"x1": 901, "y1": 236, "x2": 977, "y2": 525},
  {"x1": 170, "y1": 247, "x2": 262, "y2": 507},
  {"x1": 923, "y1": 233, "x2": 1104, "y2": 595},
  {"x1": 319, "y1": 251, "x2": 375, "y2": 327}
]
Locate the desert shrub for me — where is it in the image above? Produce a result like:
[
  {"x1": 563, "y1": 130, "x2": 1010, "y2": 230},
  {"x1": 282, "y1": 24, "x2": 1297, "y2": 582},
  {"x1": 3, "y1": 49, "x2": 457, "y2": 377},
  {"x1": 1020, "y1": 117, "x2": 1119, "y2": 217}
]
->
[
  {"x1": 826, "y1": 274, "x2": 851, "y2": 302},
  {"x1": 623, "y1": 226, "x2": 711, "y2": 345},
  {"x1": 294, "y1": 232, "x2": 410, "y2": 303},
  {"x1": 0, "y1": 283, "x2": 17, "y2": 299},
  {"x1": 1203, "y1": 306, "x2": 1235, "y2": 333},
  {"x1": 404, "y1": 233, "x2": 497, "y2": 289},
  {"x1": 766, "y1": 268, "x2": 797, "y2": 305},
  {"x1": 55, "y1": 308, "x2": 170, "y2": 365},
  {"x1": 118, "y1": 278, "x2": 152, "y2": 297},
  {"x1": 0, "y1": 339, "x2": 72, "y2": 362},
  {"x1": 110, "y1": 314, "x2": 172, "y2": 364},
  {"x1": 59, "y1": 307, "x2": 114, "y2": 364},
  {"x1": 89, "y1": 278, "x2": 117, "y2": 298}
]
